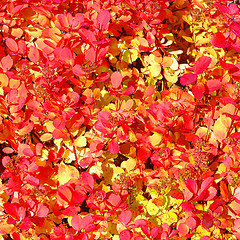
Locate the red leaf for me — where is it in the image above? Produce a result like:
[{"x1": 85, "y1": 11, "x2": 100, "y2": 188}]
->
[
  {"x1": 28, "y1": 46, "x2": 40, "y2": 63},
  {"x1": 207, "y1": 79, "x2": 222, "y2": 93},
  {"x1": 111, "y1": 71, "x2": 122, "y2": 88},
  {"x1": 4, "y1": 203, "x2": 21, "y2": 221},
  {"x1": 119, "y1": 210, "x2": 132, "y2": 226},
  {"x1": 6, "y1": 38, "x2": 18, "y2": 52},
  {"x1": 57, "y1": 185, "x2": 73, "y2": 203},
  {"x1": 1, "y1": 55, "x2": 13, "y2": 72},
  {"x1": 193, "y1": 56, "x2": 211, "y2": 74},
  {"x1": 71, "y1": 215, "x2": 82, "y2": 231},
  {"x1": 122, "y1": 85, "x2": 135, "y2": 95},
  {"x1": 230, "y1": 22, "x2": 240, "y2": 37},
  {"x1": 52, "y1": 129, "x2": 70, "y2": 139},
  {"x1": 97, "y1": 10, "x2": 111, "y2": 30},
  {"x1": 180, "y1": 73, "x2": 197, "y2": 86},
  {"x1": 95, "y1": 71, "x2": 110, "y2": 82},
  {"x1": 191, "y1": 83, "x2": 205, "y2": 100},
  {"x1": 185, "y1": 179, "x2": 198, "y2": 194},
  {"x1": 198, "y1": 177, "x2": 214, "y2": 196},
  {"x1": 170, "y1": 189, "x2": 184, "y2": 199},
  {"x1": 211, "y1": 32, "x2": 230, "y2": 48},
  {"x1": 137, "y1": 147, "x2": 151, "y2": 161},
  {"x1": 119, "y1": 230, "x2": 131, "y2": 240},
  {"x1": 78, "y1": 28, "x2": 96, "y2": 47},
  {"x1": 108, "y1": 138, "x2": 119, "y2": 154},
  {"x1": 229, "y1": 132, "x2": 240, "y2": 139}
]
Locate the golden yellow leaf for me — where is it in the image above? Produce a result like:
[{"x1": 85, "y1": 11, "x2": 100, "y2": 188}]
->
[
  {"x1": 182, "y1": 36, "x2": 194, "y2": 43},
  {"x1": 58, "y1": 162, "x2": 79, "y2": 185},
  {"x1": 149, "y1": 64, "x2": 161, "y2": 77},
  {"x1": 213, "y1": 115, "x2": 231, "y2": 142},
  {"x1": 121, "y1": 158, "x2": 136, "y2": 172},
  {"x1": 161, "y1": 212, "x2": 178, "y2": 224},
  {"x1": 150, "y1": 133, "x2": 163, "y2": 147},
  {"x1": 74, "y1": 136, "x2": 87, "y2": 148},
  {"x1": 146, "y1": 199, "x2": 159, "y2": 216}
]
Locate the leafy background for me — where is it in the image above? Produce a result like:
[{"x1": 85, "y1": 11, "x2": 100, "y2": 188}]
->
[{"x1": 0, "y1": 0, "x2": 240, "y2": 239}]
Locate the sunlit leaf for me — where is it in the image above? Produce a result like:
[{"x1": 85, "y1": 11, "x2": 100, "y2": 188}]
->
[
  {"x1": 161, "y1": 212, "x2": 178, "y2": 224},
  {"x1": 74, "y1": 135, "x2": 87, "y2": 148},
  {"x1": 57, "y1": 162, "x2": 79, "y2": 185},
  {"x1": 146, "y1": 200, "x2": 159, "y2": 216}
]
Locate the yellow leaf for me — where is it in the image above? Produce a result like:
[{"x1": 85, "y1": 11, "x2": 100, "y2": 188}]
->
[
  {"x1": 0, "y1": 73, "x2": 8, "y2": 87},
  {"x1": 123, "y1": 49, "x2": 139, "y2": 63},
  {"x1": 161, "y1": 212, "x2": 178, "y2": 224},
  {"x1": 58, "y1": 162, "x2": 79, "y2": 185},
  {"x1": 149, "y1": 64, "x2": 161, "y2": 77},
  {"x1": 74, "y1": 136, "x2": 87, "y2": 148},
  {"x1": 40, "y1": 133, "x2": 52, "y2": 141},
  {"x1": 150, "y1": 132, "x2": 163, "y2": 147},
  {"x1": 121, "y1": 158, "x2": 137, "y2": 172},
  {"x1": 164, "y1": 71, "x2": 178, "y2": 83},
  {"x1": 146, "y1": 199, "x2": 159, "y2": 216},
  {"x1": 213, "y1": 115, "x2": 231, "y2": 142},
  {"x1": 182, "y1": 36, "x2": 194, "y2": 43}
]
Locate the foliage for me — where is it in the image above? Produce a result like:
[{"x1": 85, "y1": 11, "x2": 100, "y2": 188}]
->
[{"x1": 0, "y1": 0, "x2": 240, "y2": 239}]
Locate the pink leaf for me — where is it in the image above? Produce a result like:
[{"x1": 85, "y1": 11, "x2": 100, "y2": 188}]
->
[
  {"x1": 2, "y1": 147, "x2": 14, "y2": 154},
  {"x1": 53, "y1": 118, "x2": 66, "y2": 130},
  {"x1": 108, "y1": 138, "x2": 119, "y2": 154},
  {"x1": 28, "y1": 46, "x2": 40, "y2": 63},
  {"x1": 35, "y1": 203, "x2": 49, "y2": 218},
  {"x1": 191, "y1": 83, "x2": 205, "y2": 100},
  {"x1": 97, "y1": 10, "x2": 111, "y2": 30},
  {"x1": 193, "y1": 56, "x2": 212, "y2": 74},
  {"x1": 72, "y1": 64, "x2": 85, "y2": 76},
  {"x1": 111, "y1": 71, "x2": 122, "y2": 88},
  {"x1": 186, "y1": 217, "x2": 197, "y2": 230},
  {"x1": 151, "y1": 227, "x2": 159, "y2": 238},
  {"x1": 1, "y1": 55, "x2": 13, "y2": 72},
  {"x1": 6, "y1": 38, "x2": 18, "y2": 52},
  {"x1": 211, "y1": 32, "x2": 230, "y2": 48},
  {"x1": 120, "y1": 230, "x2": 131, "y2": 240},
  {"x1": 107, "y1": 193, "x2": 122, "y2": 207},
  {"x1": 119, "y1": 210, "x2": 132, "y2": 226},
  {"x1": 71, "y1": 215, "x2": 82, "y2": 231},
  {"x1": 178, "y1": 223, "x2": 189, "y2": 237},
  {"x1": 180, "y1": 73, "x2": 197, "y2": 86},
  {"x1": 207, "y1": 79, "x2": 222, "y2": 93}
]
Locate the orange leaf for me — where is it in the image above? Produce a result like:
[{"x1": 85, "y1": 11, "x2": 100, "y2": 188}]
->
[{"x1": 220, "y1": 180, "x2": 230, "y2": 202}]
